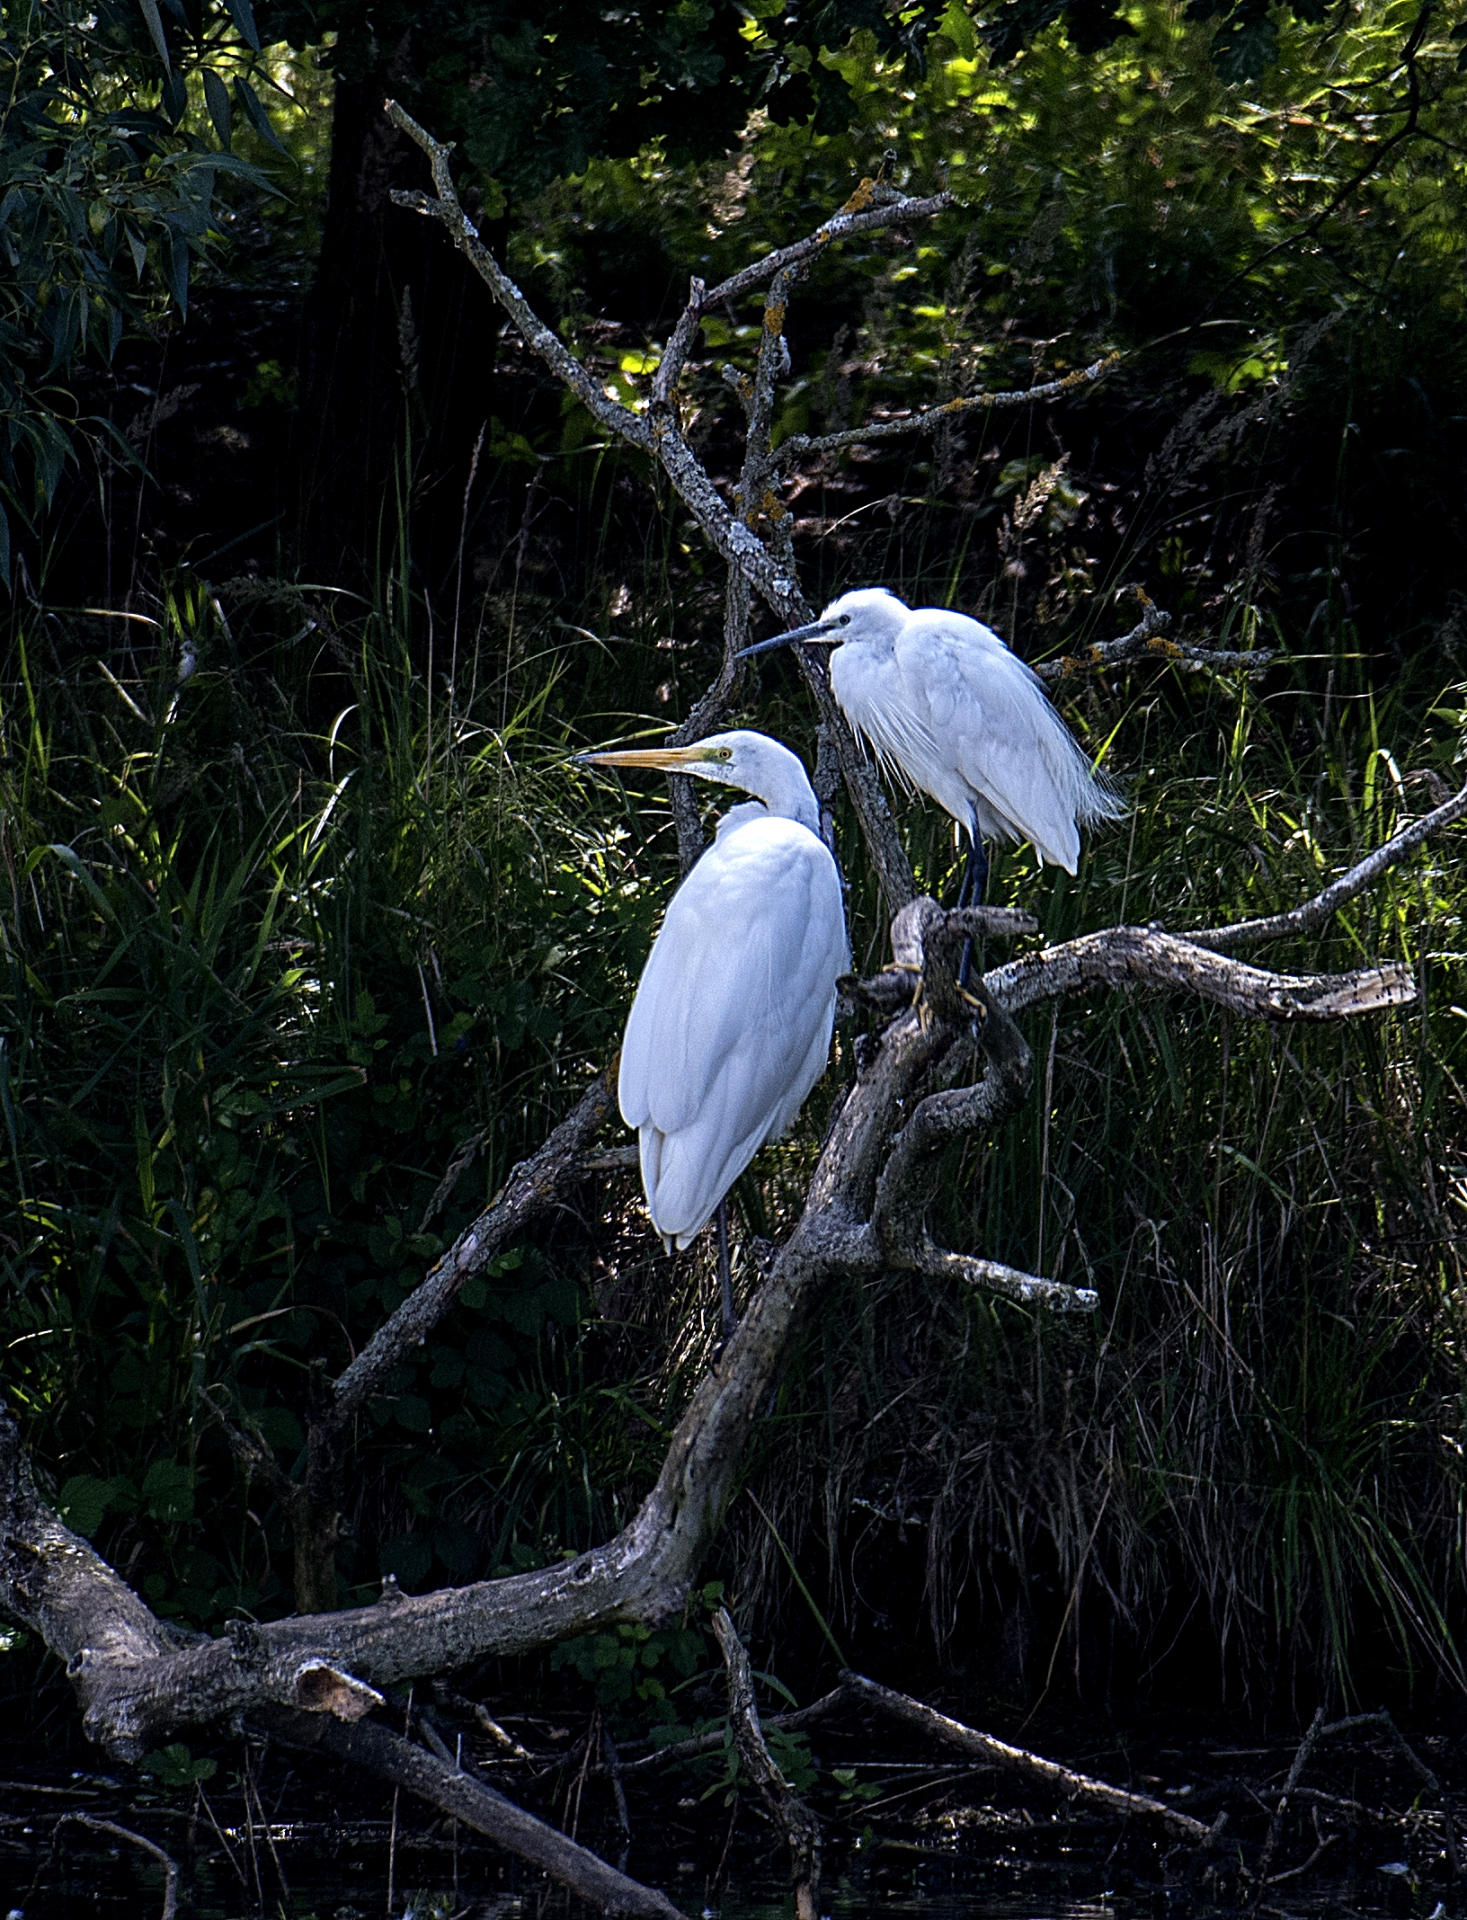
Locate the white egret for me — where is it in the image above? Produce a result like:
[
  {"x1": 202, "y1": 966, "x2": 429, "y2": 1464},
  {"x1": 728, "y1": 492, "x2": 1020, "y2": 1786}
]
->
[
  {"x1": 578, "y1": 730, "x2": 849, "y2": 1325},
  {"x1": 739, "y1": 587, "x2": 1121, "y2": 907}
]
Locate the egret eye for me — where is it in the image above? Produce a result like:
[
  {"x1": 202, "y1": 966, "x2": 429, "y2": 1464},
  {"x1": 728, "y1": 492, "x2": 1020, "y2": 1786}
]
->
[
  {"x1": 713, "y1": 748, "x2": 733, "y2": 761},
  {"x1": 837, "y1": 614, "x2": 852, "y2": 627}
]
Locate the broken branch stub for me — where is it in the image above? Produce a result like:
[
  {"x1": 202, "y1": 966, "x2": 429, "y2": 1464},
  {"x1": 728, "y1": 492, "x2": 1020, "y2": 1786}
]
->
[{"x1": 713, "y1": 1609, "x2": 822, "y2": 1920}]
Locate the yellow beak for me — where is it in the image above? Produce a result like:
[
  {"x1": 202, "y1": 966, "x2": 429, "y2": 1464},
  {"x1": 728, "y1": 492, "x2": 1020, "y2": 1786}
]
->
[{"x1": 577, "y1": 744, "x2": 709, "y2": 771}]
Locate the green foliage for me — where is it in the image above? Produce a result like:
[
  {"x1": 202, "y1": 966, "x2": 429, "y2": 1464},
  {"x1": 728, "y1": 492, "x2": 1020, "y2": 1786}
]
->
[
  {"x1": 551, "y1": 1582, "x2": 724, "y2": 1730},
  {"x1": 674, "y1": 1714, "x2": 818, "y2": 1801},
  {"x1": 0, "y1": 566, "x2": 669, "y2": 1623},
  {"x1": 138, "y1": 1741, "x2": 218, "y2": 1788},
  {"x1": 831, "y1": 1766, "x2": 882, "y2": 1803},
  {"x1": 0, "y1": 0, "x2": 283, "y2": 577},
  {"x1": 551, "y1": 1616, "x2": 707, "y2": 1720},
  {"x1": 260, "y1": 0, "x2": 956, "y2": 199}
]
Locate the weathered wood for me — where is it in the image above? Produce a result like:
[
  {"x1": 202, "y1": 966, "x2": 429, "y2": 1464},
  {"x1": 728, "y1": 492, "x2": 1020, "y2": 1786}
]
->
[
  {"x1": 257, "y1": 1706, "x2": 684, "y2": 1917},
  {"x1": 713, "y1": 1609, "x2": 821, "y2": 1920},
  {"x1": 839, "y1": 1672, "x2": 1213, "y2": 1843},
  {"x1": 986, "y1": 925, "x2": 1415, "y2": 1021}
]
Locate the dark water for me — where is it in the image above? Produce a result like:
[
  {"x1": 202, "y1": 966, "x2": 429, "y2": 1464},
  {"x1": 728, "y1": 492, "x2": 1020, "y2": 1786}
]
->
[
  {"x1": 3, "y1": 1703, "x2": 1458, "y2": 1920},
  {"x1": 0, "y1": 1778, "x2": 1448, "y2": 1920}
]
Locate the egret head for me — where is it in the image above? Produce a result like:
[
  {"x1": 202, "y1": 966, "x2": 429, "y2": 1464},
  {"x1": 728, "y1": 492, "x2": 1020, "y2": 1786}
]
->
[
  {"x1": 735, "y1": 586, "x2": 909, "y2": 660},
  {"x1": 577, "y1": 728, "x2": 818, "y2": 828}
]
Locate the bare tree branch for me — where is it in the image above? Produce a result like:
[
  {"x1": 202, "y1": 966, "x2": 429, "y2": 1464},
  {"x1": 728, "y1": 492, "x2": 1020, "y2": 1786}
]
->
[
  {"x1": 700, "y1": 182, "x2": 954, "y2": 312},
  {"x1": 986, "y1": 926, "x2": 1416, "y2": 1022},
  {"x1": 258, "y1": 1706, "x2": 684, "y2": 1917},
  {"x1": 1248, "y1": 1705, "x2": 1461, "y2": 1896},
  {"x1": 839, "y1": 1672, "x2": 1215, "y2": 1842},
  {"x1": 1033, "y1": 598, "x2": 1275, "y2": 685},
  {"x1": 712, "y1": 1609, "x2": 821, "y2": 1920},
  {"x1": 651, "y1": 273, "x2": 707, "y2": 409},
  {"x1": 907, "y1": 1243, "x2": 1099, "y2": 1313},
  {"x1": 616, "y1": 1687, "x2": 850, "y2": 1773},
  {"x1": 1189, "y1": 776, "x2": 1467, "y2": 951},
  {"x1": 774, "y1": 354, "x2": 1119, "y2": 465}
]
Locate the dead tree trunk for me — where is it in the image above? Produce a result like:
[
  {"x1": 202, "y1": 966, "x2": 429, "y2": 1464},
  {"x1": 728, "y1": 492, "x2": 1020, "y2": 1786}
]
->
[{"x1": 0, "y1": 105, "x2": 1456, "y2": 1911}]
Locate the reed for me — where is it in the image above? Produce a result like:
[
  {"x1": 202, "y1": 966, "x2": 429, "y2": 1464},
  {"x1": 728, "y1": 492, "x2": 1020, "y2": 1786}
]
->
[{"x1": 4, "y1": 434, "x2": 1465, "y2": 1720}]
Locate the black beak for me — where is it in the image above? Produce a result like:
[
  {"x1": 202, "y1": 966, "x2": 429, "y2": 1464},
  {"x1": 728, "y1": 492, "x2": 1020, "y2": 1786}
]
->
[{"x1": 735, "y1": 618, "x2": 843, "y2": 660}]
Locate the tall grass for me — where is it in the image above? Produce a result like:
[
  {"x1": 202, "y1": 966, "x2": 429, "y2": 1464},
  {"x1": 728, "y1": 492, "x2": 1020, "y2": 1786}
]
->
[
  {"x1": 5, "y1": 408, "x2": 1467, "y2": 1728},
  {"x1": 0, "y1": 552, "x2": 684, "y2": 1622},
  {"x1": 719, "y1": 621, "x2": 1467, "y2": 1715}
]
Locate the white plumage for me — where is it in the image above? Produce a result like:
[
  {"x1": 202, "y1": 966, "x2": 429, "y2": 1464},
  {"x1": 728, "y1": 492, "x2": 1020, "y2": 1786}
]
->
[
  {"x1": 580, "y1": 730, "x2": 848, "y2": 1250},
  {"x1": 742, "y1": 587, "x2": 1121, "y2": 886}
]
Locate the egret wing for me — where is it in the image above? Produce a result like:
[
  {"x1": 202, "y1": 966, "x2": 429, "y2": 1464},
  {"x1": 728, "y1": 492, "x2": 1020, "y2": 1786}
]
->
[
  {"x1": 899, "y1": 613, "x2": 1100, "y2": 868},
  {"x1": 618, "y1": 816, "x2": 847, "y2": 1245}
]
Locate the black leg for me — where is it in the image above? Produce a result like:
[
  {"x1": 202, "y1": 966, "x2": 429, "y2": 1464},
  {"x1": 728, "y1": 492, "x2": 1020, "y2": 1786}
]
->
[
  {"x1": 716, "y1": 1199, "x2": 736, "y2": 1339},
  {"x1": 955, "y1": 835, "x2": 989, "y2": 910},
  {"x1": 957, "y1": 837, "x2": 988, "y2": 996}
]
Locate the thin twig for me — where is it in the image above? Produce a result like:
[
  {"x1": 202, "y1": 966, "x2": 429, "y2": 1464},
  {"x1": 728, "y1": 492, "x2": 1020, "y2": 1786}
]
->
[
  {"x1": 1249, "y1": 1707, "x2": 1325, "y2": 1903},
  {"x1": 699, "y1": 182, "x2": 954, "y2": 312},
  {"x1": 617, "y1": 1688, "x2": 850, "y2": 1773},
  {"x1": 56, "y1": 1815, "x2": 179, "y2": 1920},
  {"x1": 1032, "y1": 599, "x2": 1275, "y2": 684},
  {"x1": 776, "y1": 354, "x2": 1119, "y2": 466}
]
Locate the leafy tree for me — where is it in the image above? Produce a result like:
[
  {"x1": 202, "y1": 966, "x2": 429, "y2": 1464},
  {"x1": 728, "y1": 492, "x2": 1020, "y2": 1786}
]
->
[
  {"x1": 253, "y1": 0, "x2": 962, "y2": 581},
  {"x1": 0, "y1": 0, "x2": 275, "y2": 582}
]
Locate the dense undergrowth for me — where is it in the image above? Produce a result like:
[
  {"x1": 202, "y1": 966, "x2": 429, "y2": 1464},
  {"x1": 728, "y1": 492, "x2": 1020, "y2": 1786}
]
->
[
  {"x1": 4, "y1": 514, "x2": 1467, "y2": 1729},
  {"x1": 5, "y1": 0, "x2": 1467, "y2": 1743}
]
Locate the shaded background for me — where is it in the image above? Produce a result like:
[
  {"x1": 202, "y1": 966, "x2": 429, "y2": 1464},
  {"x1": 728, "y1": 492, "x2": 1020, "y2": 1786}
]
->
[{"x1": 4, "y1": 0, "x2": 1467, "y2": 1761}]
